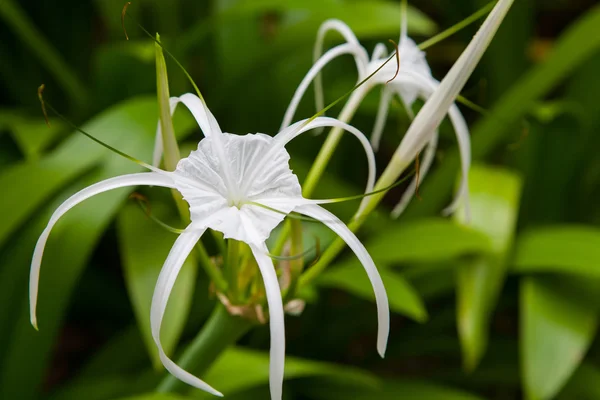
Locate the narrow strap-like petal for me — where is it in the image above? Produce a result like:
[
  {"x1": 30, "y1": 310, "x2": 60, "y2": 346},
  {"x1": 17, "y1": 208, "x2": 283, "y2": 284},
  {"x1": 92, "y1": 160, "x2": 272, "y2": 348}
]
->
[
  {"x1": 313, "y1": 19, "x2": 369, "y2": 114},
  {"x1": 153, "y1": 93, "x2": 222, "y2": 167},
  {"x1": 393, "y1": 0, "x2": 513, "y2": 165},
  {"x1": 274, "y1": 116, "x2": 376, "y2": 197},
  {"x1": 30, "y1": 172, "x2": 177, "y2": 329},
  {"x1": 295, "y1": 204, "x2": 389, "y2": 357},
  {"x1": 391, "y1": 132, "x2": 439, "y2": 219},
  {"x1": 371, "y1": 43, "x2": 388, "y2": 62},
  {"x1": 150, "y1": 225, "x2": 223, "y2": 397},
  {"x1": 280, "y1": 43, "x2": 367, "y2": 131},
  {"x1": 370, "y1": 87, "x2": 393, "y2": 152},
  {"x1": 250, "y1": 243, "x2": 286, "y2": 400}
]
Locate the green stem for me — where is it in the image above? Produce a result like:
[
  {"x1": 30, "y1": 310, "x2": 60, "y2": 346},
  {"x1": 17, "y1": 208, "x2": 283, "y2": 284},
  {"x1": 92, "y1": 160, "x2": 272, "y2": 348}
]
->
[
  {"x1": 225, "y1": 239, "x2": 241, "y2": 302},
  {"x1": 157, "y1": 304, "x2": 253, "y2": 393}
]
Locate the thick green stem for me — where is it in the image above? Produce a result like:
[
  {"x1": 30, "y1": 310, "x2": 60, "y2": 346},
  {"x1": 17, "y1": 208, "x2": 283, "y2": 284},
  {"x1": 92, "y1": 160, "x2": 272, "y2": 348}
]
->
[
  {"x1": 157, "y1": 304, "x2": 253, "y2": 393},
  {"x1": 225, "y1": 239, "x2": 241, "y2": 302}
]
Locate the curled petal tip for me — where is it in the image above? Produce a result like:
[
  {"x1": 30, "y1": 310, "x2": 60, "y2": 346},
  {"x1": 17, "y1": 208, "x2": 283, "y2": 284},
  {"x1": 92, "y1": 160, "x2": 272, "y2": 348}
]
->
[{"x1": 31, "y1": 319, "x2": 39, "y2": 331}]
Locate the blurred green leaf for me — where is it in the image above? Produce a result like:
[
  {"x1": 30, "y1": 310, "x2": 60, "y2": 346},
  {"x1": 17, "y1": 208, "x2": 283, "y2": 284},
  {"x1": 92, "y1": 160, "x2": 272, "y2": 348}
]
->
[
  {"x1": 512, "y1": 226, "x2": 600, "y2": 277},
  {"x1": 521, "y1": 276, "x2": 598, "y2": 400},
  {"x1": 364, "y1": 218, "x2": 492, "y2": 264},
  {"x1": 318, "y1": 264, "x2": 427, "y2": 322},
  {"x1": 0, "y1": 98, "x2": 155, "y2": 248},
  {"x1": 455, "y1": 165, "x2": 522, "y2": 371},
  {"x1": 299, "y1": 378, "x2": 485, "y2": 400},
  {"x1": 0, "y1": 0, "x2": 88, "y2": 105},
  {"x1": 180, "y1": 1, "x2": 436, "y2": 56},
  {"x1": 191, "y1": 347, "x2": 378, "y2": 398},
  {"x1": 118, "y1": 200, "x2": 197, "y2": 368},
  {"x1": 409, "y1": 3, "x2": 600, "y2": 219},
  {"x1": 0, "y1": 110, "x2": 65, "y2": 159},
  {"x1": 558, "y1": 363, "x2": 600, "y2": 400}
]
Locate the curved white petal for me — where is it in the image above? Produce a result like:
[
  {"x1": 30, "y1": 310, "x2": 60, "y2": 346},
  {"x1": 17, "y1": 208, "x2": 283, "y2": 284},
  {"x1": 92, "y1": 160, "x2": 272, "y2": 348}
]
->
[
  {"x1": 313, "y1": 19, "x2": 369, "y2": 115},
  {"x1": 441, "y1": 105, "x2": 471, "y2": 220},
  {"x1": 274, "y1": 116, "x2": 376, "y2": 197},
  {"x1": 370, "y1": 88, "x2": 393, "y2": 152},
  {"x1": 296, "y1": 204, "x2": 389, "y2": 357},
  {"x1": 393, "y1": 0, "x2": 513, "y2": 165},
  {"x1": 371, "y1": 43, "x2": 388, "y2": 62},
  {"x1": 150, "y1": 225, "x2": 223, "y2": 397},
  {"x1": 280, "y1": 43, "x2": 367, "y2": 131},
  {"x1": 250, "y1": 243, "x2": 286, "y2": 400},
  {"x1": 30, "y1": 172, "x2": 177, "y2": 329},
  {"x1": 153, "y1": 94, "x2": 222, "y2": 167},
  {"x1": 386, "y1": 72, "x2": 471, "y2": 219},
  {"x1": 390, "y1": 132, "x2": 439, "y2": 219}
]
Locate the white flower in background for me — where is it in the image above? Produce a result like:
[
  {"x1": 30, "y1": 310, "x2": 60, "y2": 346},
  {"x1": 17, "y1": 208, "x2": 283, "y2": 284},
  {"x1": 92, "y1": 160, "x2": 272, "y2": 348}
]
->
[
  {"x1": 29, "y1": 94, "x2": 389, "y2": 399},
  {"x1": 281, "y1": 5, "x2": 472, "y2": 219}
]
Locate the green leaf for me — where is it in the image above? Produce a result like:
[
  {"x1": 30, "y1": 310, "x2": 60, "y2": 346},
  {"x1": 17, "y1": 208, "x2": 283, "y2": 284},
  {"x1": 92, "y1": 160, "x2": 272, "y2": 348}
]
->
[
  {"x1": 117, "y1": 200, "x2": 197, "y2": 368},
  {"x1": 191, "y1": 347, "x2": 378, "y2": 398},
  {"x1": 180, "y1": 1, "x2": 436, "y2": 56},
  {"x1": 521, "y1": 276, "x2": 598, "y2": 400},
  {"x1": 318, "y1": 263, "x2": 427, "y2": 322},
  {"x1": 512, "y1": 226, "x2": 600, "y2": 277},
  {"x1": 0, "y1": 110, "x2": 65, "y2": 159},
  {"x1": 408, "y1": 3, "x2": 600, "y2": 219},
  {"x1": 363, "y1": 218, "x2": 492, "y2": 264},
  {"x1": 558, "y1": 363, "x2": 600, "y2": 400},
  {"x1": 299, "y1": 378, "x2": 485, "y2": 400},
  {"x1": 0, "y1": 98, "x2": 154, "y2": 248},
  {"x1": 455, "y1": 165, "x2": 522, "y2": 371}
]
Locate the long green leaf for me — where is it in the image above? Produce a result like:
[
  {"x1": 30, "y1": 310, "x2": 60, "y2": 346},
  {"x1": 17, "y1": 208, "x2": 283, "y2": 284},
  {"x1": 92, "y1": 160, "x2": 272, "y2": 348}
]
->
[
  {"x1": 455, "y1": 165, "x2": 522, "y2": 371},
  {"x1": 521, "y1": 276, "x2": 598, "y2": 400},
  {"x1": 191, "y1": 347, "x2": 378, "y2": 398},
  {"x1": 318, "y1": 264, "x2": 427, "y2": 322},
  {"x1": 512, "y1": 226, "x2": 600, "y2": 277},
  {"x1": 0, "y1": 110, "x2": 65, "y2": 159}
]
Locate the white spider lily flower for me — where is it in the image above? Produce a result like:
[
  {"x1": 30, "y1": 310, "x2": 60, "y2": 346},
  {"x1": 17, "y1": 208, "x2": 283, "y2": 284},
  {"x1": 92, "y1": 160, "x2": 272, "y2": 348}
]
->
[
  {"x1": 281, "y1": 6, "x2": 473, "y2": 219},
  {"x1": 29, "y1": 94, "x2": 389, "y2": 400}
]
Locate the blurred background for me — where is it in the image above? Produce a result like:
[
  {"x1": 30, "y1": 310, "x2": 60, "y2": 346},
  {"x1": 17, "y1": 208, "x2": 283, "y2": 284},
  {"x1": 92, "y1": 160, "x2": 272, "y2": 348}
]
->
[{"x1": 1, "y1": 0, "x2": 600, "y2": 399}]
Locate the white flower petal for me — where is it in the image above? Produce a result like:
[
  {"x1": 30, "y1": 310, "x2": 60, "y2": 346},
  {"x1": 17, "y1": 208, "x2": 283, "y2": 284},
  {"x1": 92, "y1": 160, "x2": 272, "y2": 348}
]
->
[
  {"x1": 30, "y1": 172, "x2": 177, "y2": 329},
  {"x1": 250, "y1": 243, "x2": 285, "y2": 400},
  {"x1": 313, "y1": 19, "x2": 369, "y2": 115},
  {"x1": 174, "y1": 133, "x2": 304, "y2": 244},
  {"x1": 150, "y1": 225, "x2": 223, "y2": 397},
  {"x1": 153, "y1": 94, "x2": 223, "y2": 167},
  {"x1": 280, "y1": 43, "x2": 367, "y2": 131},
  {"x1": 296, "y1": 204, "x2": 389, "y2": 357},
  {"x1": 274, "y1": 116, "x2": 376, "y2": 197},
  {"x1": 370, "y1": 88, "x2": 393, "y2": 152},
  {"x1": 441, "y1": 104, "x2": 471, "y2": 220},
  {"x1": 390, "y1": 132, "x2": 438, "y2": 219},
  {"x1": 371, "y1": 43, "x2": 388, "y2": 62},
  {"x1": 394, "y1": 0, "x2": 513, "y2": 164}
]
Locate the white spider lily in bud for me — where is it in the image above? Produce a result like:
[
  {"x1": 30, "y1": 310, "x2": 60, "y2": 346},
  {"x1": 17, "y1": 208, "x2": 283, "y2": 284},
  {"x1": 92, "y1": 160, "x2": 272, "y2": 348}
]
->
[
  {"x1": 281, "y1": 5, "x2": 474, "y2": 219},
  {"x1": 29, "y1": 94, "x2": 389, "y2": 400}
]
